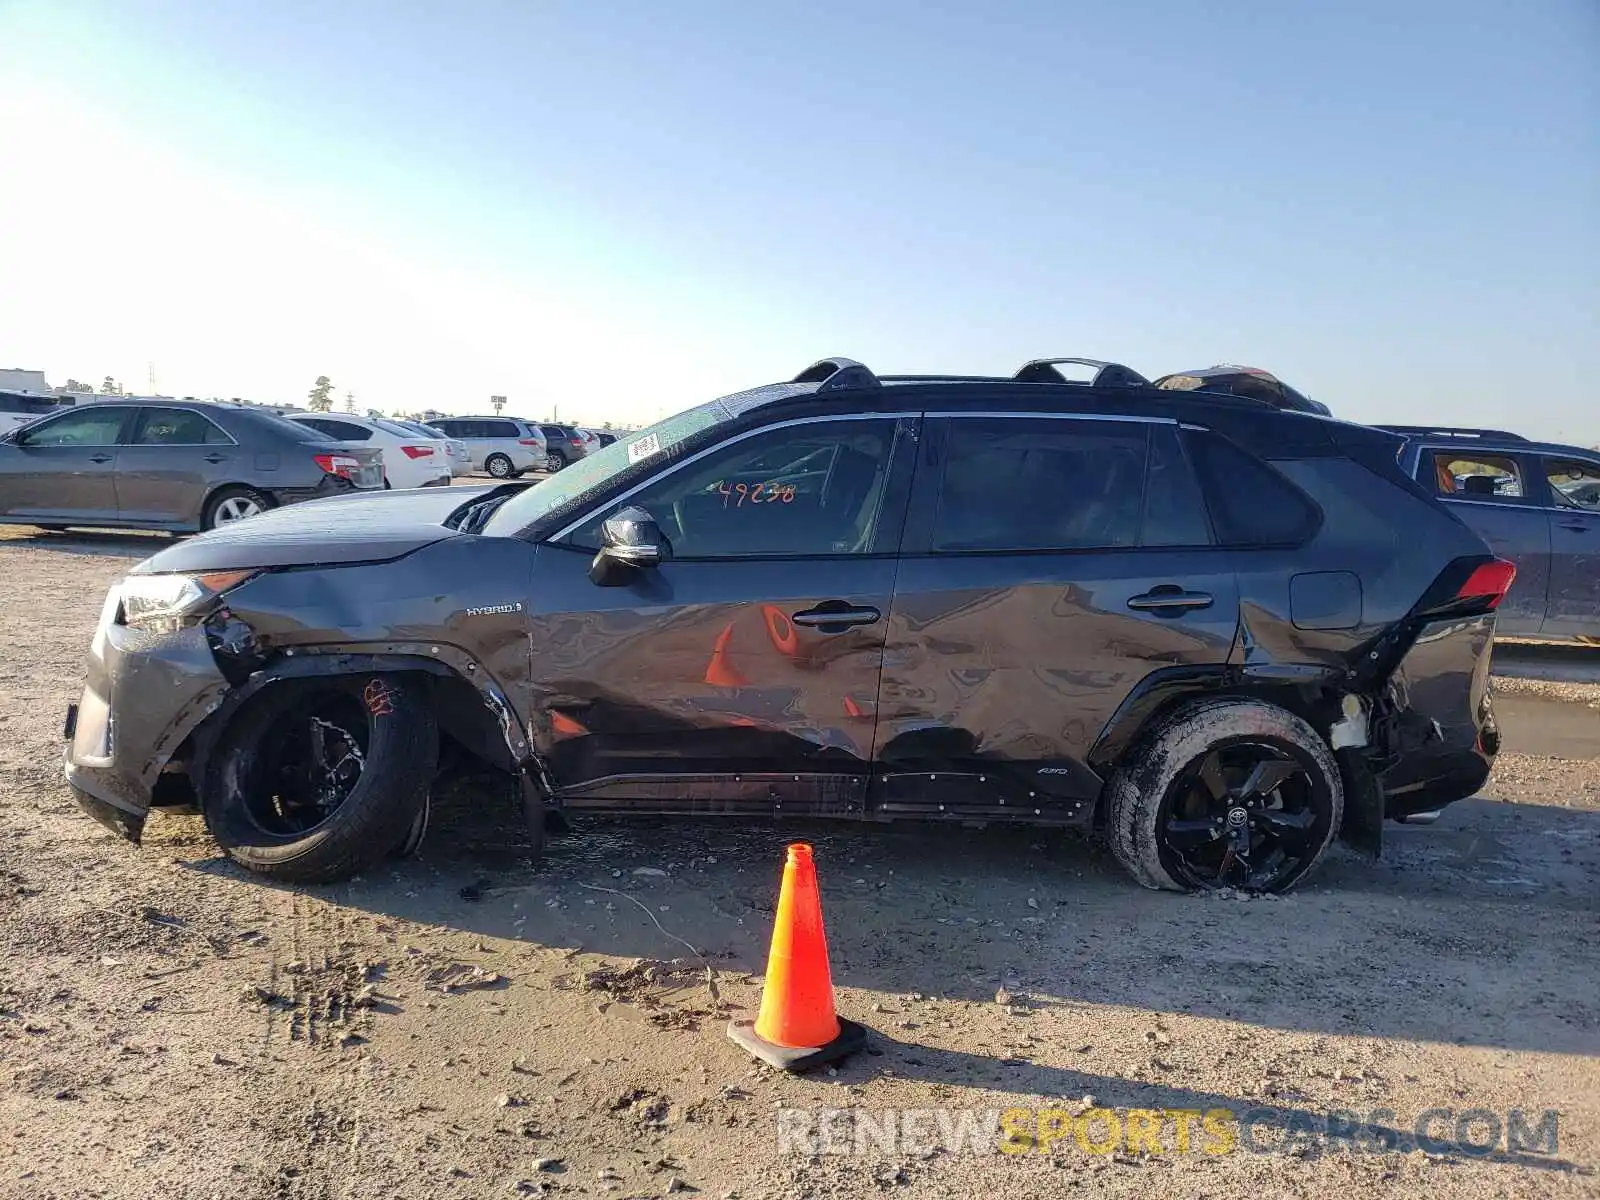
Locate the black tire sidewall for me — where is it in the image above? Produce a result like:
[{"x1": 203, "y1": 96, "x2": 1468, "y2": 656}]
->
[
  {"x1": 1106, "y1": 698, "x2": 1344, "y2": 894},
  {"x1": 486, "y1": 454, "x2": 513, "y2": 478},
  {"x1": 202, "y1": 674, "x2": 437, "y2": 883}
]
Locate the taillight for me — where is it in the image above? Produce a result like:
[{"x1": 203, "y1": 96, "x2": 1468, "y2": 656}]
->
[
  {"x1": 518, "y1": 438, "x2": 542, "y2": 446},
  {"x1": 314, "y1": 453, "x2": 362, "y2": 480},
  {"x1": 400, "y1": 445, "x2": 434, "y2": 458},
  {"x1": 1415, "y1": 555, "x2": 1518, "y2": 619},
  {"x1": 570, "y1": 438, "x2": 584, "y2": 446},
  {"x1": 1457, "y1": 559, "x2": 1517, "y2": 610}
]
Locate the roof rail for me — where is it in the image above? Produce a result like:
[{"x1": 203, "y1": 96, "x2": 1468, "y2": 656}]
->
[
  {"x1": 1375, "y1": 425, "x2": 1529, "y2": 443},
  {"x1": 792, "y1": 357, "x2": 880, "y2": 392},
  {"x1": 1013, "y1": 358, "x2": 1150, "y2": 388}
]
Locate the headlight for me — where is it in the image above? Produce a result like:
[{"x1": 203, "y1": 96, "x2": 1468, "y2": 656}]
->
[{"x1": 118, "y1": 570, "x2": 257, "y2": 633}]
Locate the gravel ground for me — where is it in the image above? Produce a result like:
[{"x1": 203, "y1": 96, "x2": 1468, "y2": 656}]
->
[{"x1": 1, "y1": 528, "x2": 1597, "y2": 1199}]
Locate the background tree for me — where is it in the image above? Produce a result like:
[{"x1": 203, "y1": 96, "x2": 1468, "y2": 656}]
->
[
  {"x1": 490, "y1": 394, "x2": 507, "y2": 415},
  {"x1": 308, "y1": 375, "x2": 334, "y2": 412},
  {"x1": 100, "y1": 377, "x2": 122, "y2": 395},
  {"x1": 60, "y1": 378, "x2": 91, "y2": 394}
]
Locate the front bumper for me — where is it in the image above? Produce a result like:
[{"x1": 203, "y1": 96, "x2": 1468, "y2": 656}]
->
[{"x1": 64, "y1": 595, "x2": 231, "y2": 842}]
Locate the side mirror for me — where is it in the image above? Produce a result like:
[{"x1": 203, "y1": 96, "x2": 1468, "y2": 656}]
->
[{"x1": 589, "y1": 505, "x2": 671, "y2": 586}]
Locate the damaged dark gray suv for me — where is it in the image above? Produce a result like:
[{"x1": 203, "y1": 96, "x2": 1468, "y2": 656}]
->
[{"x1": 65, "y1": 356, "x2": 1513, "y2": 893}]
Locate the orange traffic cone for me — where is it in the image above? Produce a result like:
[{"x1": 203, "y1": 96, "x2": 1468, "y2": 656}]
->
[{"x1": 727, "y1": 843, "x2": 868, "y2": 1071}]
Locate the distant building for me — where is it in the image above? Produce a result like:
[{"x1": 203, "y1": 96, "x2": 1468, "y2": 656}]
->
[{"x1": 0, "y1": 368, "x2": 51, "y2": 395}]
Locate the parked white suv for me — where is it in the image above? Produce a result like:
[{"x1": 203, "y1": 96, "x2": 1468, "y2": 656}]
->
[{"x1": 426, "y1": 416, "x2": 548, "y2": 478}]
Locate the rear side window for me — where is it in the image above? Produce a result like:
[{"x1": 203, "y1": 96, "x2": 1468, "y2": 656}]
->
[
  {"x1": 132, "y1": 407, "x2": 231, "y2": 445},
  {"x1": 484, "y1": 419, "x2": 519, "y2": 438},
  {"x1": 1430, "y1": 451, "x2": 1524, "y2": 500},
  {"x1": 1184, "y1": 430, "x2": 1319, "y2": 547},
  {"x1": 933, "y1": 418, "x2": 1156, "y2": 552}
]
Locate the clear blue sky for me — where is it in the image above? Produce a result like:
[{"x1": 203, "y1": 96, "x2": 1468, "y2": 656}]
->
[{"x1": 1, "y1": 1, "x2": 1595, "y2": 439}]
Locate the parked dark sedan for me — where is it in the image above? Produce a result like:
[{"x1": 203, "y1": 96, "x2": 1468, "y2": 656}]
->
[
  {"x1": 66, "y1": 356, "x2": 1512, "y2": 895},
  {"x1": 1386, "y1": 426, "x2": 1600, "y2": 644},
  {"x1": 0, "y1": 400, "x2": 385, "y2": 532}
]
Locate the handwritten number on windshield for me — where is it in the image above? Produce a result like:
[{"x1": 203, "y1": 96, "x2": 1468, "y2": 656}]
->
[{"x1": 717, "y1": 481, "x2": 797, "y2": 507}]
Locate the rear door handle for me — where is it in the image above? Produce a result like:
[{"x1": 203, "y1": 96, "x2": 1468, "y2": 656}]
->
[
  {"x1": 791, "y1": 604, "x2": 882, "y2": 631},
  {"x1": 88, "y1": 454, "x2": 113, "y2": 464},
  {"x1": 204, "y1": 453, "x2": 229, "y2": 464},
  {"x1": 1128, "y1": 588, "x2": 1214, "y2": 615},
  {"x1": 1559, "y1": 521, "x2": 1590, "y2": 532}
]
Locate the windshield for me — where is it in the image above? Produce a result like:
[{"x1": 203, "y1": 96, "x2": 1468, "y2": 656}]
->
[{"x1": 481, "y1": 399, "x2": 732, "y2": 535}]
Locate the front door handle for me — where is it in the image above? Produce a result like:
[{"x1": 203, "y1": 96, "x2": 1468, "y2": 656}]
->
[
  {"x1": 1559, "y1": 520, "x2": 1591, "y2": 532},
  {"x1": 791, "y1": 603, "x2": 882, "y2": 631},
  {"x1": 1128, "y1": 587, "x2": 1214, "y2": 615},
  {"x1": 88, "y1": 453, "x2": 113, "y2": 464}
]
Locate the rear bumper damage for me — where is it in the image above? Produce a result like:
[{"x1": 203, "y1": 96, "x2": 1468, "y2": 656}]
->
[{"x1": 1374, "y1": 613, "x2": 1498, "y2": 818}]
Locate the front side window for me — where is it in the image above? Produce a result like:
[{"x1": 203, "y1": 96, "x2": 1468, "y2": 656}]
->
[
  {"x1": 19, "y1": 407, "x2": 127, "y2": 447},
  {"x1": 932, "y1": 418, "x2": 1176, "y2": 552},
  {"x1": 567, "y1": 419, "x2": 897, "y2": 558},
  {"x1": 132, "y1": 408, "x2": 231, "y2": 445},
  {"x1": 1548, "y1": 460, "x2": 1600, "y2": 512},
  {"x1": 1431, "y1": 452, "x2": 1524, "y2": 500}
]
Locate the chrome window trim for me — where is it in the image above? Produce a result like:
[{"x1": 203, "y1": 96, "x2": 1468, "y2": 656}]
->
[{"x1": 1441, "y1": 496, "x2": 1600, "y2": 517}]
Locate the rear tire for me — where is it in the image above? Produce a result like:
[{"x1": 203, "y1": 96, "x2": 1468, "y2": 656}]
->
[
  {"x1": 201, "y1": 674, "x2": 437, "y2": 883},
  {"x1": 545, "y1": 451, "x2": 567, "y2": 472},
  {"x1": 203, "y1": 485, "x2": 270, "y2": 531},
  {"x1": 1106, "y1": 697, "x2": 1342, "y2": 894},
  {"x1": 485, "y1": 453, "x2": 514, "y2": 479}
]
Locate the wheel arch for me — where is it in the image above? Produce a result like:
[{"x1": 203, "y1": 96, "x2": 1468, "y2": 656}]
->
[
  {"x1": 1088, "y1": 663, "x2": 1383, "y2": 858},
  {"x1": 198, "y1": 481, "x2": 274, "y2": 526},
  {"x1": 1088, "y1": 664, "x2": 1348, "y2": 777},
  {"x1": 182, "y1": 649, "x2": 544, "y2": 795}
]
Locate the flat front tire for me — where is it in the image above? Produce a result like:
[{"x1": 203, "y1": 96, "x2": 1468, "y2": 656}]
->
[
  {"x1": 1106, "y1": 697, "x2": 1343, "y2": 894},
  {"x1": 201, "y1": 674, "x2": 437, "y2": 883}
]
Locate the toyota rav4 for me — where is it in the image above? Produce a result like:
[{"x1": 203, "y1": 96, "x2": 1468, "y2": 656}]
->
[{"x1": 65, "y1": 356, "x2": 1512, "y2": 893}]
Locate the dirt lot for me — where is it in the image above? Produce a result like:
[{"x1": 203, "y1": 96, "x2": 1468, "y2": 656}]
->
[{"x1": 2, "y1": 528, "x2": 1597, "y2": 1200}]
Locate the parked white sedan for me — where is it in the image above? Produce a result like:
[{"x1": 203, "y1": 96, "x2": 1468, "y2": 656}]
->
[
  {"x1": 287, "y1": 414, "x2": 453, "y2": 489},
  {"x1": 389, "y1": 418, "x2": 472, "y2": 477}
]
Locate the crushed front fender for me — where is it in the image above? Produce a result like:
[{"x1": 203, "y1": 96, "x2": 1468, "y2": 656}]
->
[{"x1": 64, "y1": 600, "x2": 232, "y2": 843}]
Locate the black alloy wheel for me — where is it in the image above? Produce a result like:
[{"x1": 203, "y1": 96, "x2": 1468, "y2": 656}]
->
[
  {"x1": 237, "y1": 690, "x2": 372, "y2": 837},
  {"x1": 1157, "y1": 740, "x2": 1327, "y2": 892}
]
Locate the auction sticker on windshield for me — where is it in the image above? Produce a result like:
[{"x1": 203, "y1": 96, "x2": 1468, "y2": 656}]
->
[{"x1": 628, "y1": 432, "x2": 661, "y2": 463}]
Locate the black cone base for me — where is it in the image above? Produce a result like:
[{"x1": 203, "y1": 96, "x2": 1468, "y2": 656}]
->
[{"x1": 726, "y1": 1016, "x2": 868, "y2": 1072}]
